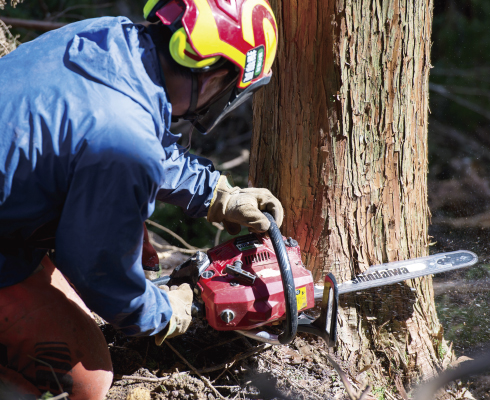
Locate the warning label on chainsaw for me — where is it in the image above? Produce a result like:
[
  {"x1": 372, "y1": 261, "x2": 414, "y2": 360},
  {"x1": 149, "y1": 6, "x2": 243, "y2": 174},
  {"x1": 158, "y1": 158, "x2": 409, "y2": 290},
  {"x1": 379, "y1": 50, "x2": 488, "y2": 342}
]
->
[
  {"x1": 296, "y1": 287, "x2": 307, "y2": 311},
  {"x1": 235, "y1": 235, "x2": 263, "y2": 251}
]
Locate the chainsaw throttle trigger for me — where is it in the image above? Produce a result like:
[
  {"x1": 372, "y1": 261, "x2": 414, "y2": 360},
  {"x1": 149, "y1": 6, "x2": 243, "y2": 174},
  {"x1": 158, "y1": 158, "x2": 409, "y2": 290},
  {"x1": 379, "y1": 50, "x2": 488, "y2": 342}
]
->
[{"x1": 225, "y1": 260, "x2": 256, "y2": 285}]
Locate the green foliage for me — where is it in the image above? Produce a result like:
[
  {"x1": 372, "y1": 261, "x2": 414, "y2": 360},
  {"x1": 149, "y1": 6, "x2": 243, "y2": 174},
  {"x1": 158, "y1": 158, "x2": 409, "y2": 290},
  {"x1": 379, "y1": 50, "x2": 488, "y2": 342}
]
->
[
  {"x1": 433, "y1": 0, "x2": 490, "y2": 66},
  {"x1": 372, "y1": 386, "x2": 386, "y2": 400},
  {"x1": 430, "y1": 0, "x2": 490, "y2": 168},
  {"x1": 145, "y1": 357, "x2": 159, "y2": 371},
  {"x1": 437, "y1": 340, "x2": 447, "y2": 359},
  {"x1": 464, "y1": 263, "x2": 490, "y2": 280},
  {"x1": 436, "y1": 289, "x2": 490, "y2": 352}
]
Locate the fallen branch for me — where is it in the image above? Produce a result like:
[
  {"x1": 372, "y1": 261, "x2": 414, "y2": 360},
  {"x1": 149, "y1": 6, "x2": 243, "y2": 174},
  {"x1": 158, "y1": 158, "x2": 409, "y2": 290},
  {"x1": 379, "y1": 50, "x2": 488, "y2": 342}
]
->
[
  {"x1": 260, "y1": 354, "x2": 324, "y2": 400},
  {"x1": 158, "y1": 244, "x2": 208, "y2": 254},
  {"x1": 318, "y1": 348, "x2": 370, "y2": 400},
  {"x1": 0, "y1": 17, "x2": 66, "y2": 31},
  {"x1": 432, "y1": 279, "x2": 490, "y2": 296},
  {"x1": 213, "y1": 385, "x2": 240, "y2": 389},
  {"x1": 28, "y1": 355, "x2": 67, "y2": 397},
  {"x1": 198, "y1": 343, "x2": 271, "y2": 374},
  {"x1": 196, "y1": 336, "x2": 243, "y2": 355},
  {"x1": 430, "y1": 83, "x2": 490, "y2": 121},
  {"x1": 218, "y1": 149, "x2": 250, "y2": 170},
  {"x1": 432, "y1": 210, "x2": 490, "y2": 229},
  {"x1": 146, "y1": 219, "x2": 200, "y2": 251},
  {"x1": 429, "y1": 119, "x2": 490, "y2": 164},
  {"x1": 211, "y1": 360, "x2": 235, "y2": 383},
  {"x1": 115, "y1": 374, "x2": 175, "y2": 383},
  {"x1": 47, "y1": 393, "x2": 70, "y2": 400},
  {"x1": 165, "y1": 341, "x2": 226, "y2": 400},
  {"x1": 214, "y1": 225, "x2": 223, "y2": 247},
  {"x1": 48, "y1": 2, "x2": 112, "y2": 21}
]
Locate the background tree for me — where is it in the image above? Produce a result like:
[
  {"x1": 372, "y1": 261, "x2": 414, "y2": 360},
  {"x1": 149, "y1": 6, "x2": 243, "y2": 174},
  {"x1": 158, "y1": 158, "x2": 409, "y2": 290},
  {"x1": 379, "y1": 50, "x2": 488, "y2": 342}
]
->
[{"x1": 250, "y1": 0, "x2": 444, "y2": 389}]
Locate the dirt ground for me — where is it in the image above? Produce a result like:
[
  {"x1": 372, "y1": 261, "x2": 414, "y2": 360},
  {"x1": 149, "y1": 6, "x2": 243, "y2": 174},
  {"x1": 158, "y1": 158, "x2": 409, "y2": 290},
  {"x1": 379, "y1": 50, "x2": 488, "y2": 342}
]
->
[
  {"x1": 99, "y1": 153, "x2": 490, "y2": 400},
  {"x1": 105, "y1": 326, "x2": 348, "y2": 400},
  {"x1": 99, "y1": 122, "x2": 490, "y2": 400},
  {"x1": 97, "y1": 224, "x2": 490, "y2": 400},
  {"x1": 104, "y1": 232, "x2": 352, "y2": 400}
]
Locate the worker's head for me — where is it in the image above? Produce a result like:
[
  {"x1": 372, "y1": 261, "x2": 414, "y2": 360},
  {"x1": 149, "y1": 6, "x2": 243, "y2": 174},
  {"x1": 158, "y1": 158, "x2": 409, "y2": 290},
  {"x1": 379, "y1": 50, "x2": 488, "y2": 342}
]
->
[{"x1": 144, "y1": 0, "x2": 278, "y2": 134}]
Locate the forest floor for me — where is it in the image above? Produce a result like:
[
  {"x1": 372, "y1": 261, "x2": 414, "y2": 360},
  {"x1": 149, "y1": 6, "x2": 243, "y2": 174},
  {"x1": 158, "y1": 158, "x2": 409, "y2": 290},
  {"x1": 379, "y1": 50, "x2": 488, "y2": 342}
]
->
[
  {"x1": 102, "y1": 221, "x2": 490, "y2": 400},
  {"x1": 104, "y1": 231, "x2": 352, "y2": 400},
  {"x1": 102, "y1": 222, "x2": 490, "y2": 400},
  {"x1": 103, "y1": 114, "x2": 490, "y2": 400}
]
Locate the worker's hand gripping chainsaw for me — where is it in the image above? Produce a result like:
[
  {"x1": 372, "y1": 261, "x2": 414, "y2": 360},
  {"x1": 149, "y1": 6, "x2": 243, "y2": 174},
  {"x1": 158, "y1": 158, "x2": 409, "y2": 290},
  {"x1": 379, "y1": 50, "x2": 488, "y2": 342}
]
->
[{"x1": 152, "y1": 213, "x2": 478, "y2": 346}]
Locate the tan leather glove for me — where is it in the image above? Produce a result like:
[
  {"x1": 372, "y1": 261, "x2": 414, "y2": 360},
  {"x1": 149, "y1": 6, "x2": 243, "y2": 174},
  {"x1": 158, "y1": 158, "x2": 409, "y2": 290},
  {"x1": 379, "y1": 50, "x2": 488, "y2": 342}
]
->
[
  {"x1": 154, "y1": 284, "x2": 193, "y2": 345},
  {"x1": 207, "y1": 176, "x2": 284, "y2": 235}
]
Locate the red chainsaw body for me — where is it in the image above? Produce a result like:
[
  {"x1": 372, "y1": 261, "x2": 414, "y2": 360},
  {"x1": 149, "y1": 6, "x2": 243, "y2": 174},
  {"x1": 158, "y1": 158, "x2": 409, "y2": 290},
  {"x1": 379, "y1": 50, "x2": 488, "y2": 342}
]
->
[{"x1": 197, "y1": 234, "x2": 314, "y2": 331}]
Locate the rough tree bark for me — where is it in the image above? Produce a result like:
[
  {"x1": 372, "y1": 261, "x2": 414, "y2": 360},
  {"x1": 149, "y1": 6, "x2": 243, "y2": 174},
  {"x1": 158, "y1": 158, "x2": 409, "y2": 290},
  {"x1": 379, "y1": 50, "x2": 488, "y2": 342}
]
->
[{"x1": 250, "y1": 0, "x2": 447, "y2": 388}]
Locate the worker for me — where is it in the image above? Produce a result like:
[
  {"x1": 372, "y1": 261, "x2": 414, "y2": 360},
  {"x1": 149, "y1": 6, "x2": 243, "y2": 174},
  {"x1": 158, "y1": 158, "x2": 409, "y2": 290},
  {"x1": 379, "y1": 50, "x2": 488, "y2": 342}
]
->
[{"x1": 0, "y1": 0, "x2": 281, "y2": 398}]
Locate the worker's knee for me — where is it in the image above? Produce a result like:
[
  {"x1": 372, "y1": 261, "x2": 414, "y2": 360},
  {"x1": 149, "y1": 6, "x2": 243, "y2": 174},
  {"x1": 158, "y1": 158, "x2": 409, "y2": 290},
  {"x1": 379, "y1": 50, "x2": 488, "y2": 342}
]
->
[
  {"x1": 0, "y1": 361, "x2": 113, "y2": 400},
  {"x1": 0, "y1": 256, "x2": 114, "y2": 399},
  {"x1": 69, "y1": 363, "x2": 114, "y2": 400}
]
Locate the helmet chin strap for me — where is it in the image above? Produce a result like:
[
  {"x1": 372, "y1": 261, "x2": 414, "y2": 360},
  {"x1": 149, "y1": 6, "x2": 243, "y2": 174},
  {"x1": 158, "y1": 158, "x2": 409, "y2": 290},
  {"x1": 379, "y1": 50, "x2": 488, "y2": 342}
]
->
[{"x1": 186, "y1": 72, "x2": 199, "y2": 116}]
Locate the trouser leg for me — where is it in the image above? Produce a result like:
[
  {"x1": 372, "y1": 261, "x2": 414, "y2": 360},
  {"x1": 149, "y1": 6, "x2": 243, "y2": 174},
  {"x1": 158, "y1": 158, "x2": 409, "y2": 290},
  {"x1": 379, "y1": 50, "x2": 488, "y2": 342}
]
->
[{"x1": 0, "y1": 255, "x2": 113, "y2": 399}]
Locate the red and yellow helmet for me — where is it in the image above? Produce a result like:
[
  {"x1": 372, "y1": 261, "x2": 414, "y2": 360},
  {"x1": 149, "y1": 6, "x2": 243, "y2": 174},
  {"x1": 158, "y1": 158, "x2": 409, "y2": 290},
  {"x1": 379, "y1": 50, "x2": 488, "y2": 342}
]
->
[
  {"x1": 144, "y1": 0, "x2": 278, "y2": 89},
  {"x1": 144, "y1": 0, "x2": 278, "y2": 133}
]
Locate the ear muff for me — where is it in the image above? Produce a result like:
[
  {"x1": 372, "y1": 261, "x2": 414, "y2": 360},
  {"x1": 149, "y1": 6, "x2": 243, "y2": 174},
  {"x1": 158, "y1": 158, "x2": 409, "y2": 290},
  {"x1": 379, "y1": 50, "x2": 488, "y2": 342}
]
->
[
  {"x1": 169, "y1": 28, "x2": 221, "y2": 69},
  {"x1": 143, "y1": 0, "x2": 162, "y2": 20}
]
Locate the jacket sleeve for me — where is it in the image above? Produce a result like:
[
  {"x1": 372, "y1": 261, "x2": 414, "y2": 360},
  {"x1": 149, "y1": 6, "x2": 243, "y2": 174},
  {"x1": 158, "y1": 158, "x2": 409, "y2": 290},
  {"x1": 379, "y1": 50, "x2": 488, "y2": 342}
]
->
[
  {"x1": 156, "y1": 142, "x2": 221, "y2": 218},
  {"x1": 54, "y1": 135, "x2": 172, "y2": 337}
]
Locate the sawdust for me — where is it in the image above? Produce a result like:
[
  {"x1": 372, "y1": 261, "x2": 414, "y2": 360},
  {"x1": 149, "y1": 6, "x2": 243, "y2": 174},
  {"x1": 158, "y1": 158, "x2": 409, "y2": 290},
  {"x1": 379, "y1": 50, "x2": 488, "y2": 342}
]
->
[{"x1": 126, "y1": 387, "x2": 151, "y2": 400}]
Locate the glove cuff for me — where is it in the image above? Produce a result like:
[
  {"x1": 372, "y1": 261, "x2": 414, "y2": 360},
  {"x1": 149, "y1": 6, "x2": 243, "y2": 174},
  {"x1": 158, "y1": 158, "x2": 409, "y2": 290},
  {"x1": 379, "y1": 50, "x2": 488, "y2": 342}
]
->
[
  {"x1": 154, "y1": 316, "x2": 177, "y2": 346},
  {"x1": 207, "y1": 175, "x2": 235, "y2": 224}
]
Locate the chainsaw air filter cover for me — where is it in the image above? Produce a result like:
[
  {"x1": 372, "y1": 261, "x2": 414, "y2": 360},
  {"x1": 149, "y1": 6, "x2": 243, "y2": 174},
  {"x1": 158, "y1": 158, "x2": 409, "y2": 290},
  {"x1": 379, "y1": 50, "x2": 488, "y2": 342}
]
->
[{"x1": 198, "y1": 233, "x2": 314, "y2": 331}]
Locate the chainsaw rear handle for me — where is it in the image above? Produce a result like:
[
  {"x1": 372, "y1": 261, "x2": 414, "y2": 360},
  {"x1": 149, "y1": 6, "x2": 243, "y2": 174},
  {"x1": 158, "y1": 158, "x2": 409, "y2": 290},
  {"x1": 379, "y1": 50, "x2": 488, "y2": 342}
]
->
[{"x1": 263, "y1": 212, "x2": 298, "y2": 344}]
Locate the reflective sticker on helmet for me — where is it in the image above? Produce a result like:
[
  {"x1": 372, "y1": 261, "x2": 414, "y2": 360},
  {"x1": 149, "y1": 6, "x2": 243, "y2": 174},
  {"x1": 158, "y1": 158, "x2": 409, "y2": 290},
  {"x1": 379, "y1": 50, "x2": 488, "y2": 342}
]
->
[
  {"x1": 242, "y1": 46, "x2": 264, "y2": 83},
  {"x1": 254, "y1": 47, "x2": 264, "y2": 76}
]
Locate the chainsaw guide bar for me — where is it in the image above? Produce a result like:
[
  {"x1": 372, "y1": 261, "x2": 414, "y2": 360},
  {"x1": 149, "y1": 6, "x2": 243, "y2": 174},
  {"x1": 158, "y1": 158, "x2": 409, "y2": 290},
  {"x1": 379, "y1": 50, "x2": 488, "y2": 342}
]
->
[
  {"x1": 151, "y1": 222, "x2": 478, "y2": 347},
  {"x1": 314, "y1": 250, "x2": 478, "y2": 299}
]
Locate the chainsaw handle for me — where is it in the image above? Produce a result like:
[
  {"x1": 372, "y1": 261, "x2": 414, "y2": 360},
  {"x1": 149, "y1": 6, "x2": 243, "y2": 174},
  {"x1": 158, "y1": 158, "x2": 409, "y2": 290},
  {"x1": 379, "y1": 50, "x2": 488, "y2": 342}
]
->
[{"x1": 263, "y1": 212, "x2": 298, "y2": 344}]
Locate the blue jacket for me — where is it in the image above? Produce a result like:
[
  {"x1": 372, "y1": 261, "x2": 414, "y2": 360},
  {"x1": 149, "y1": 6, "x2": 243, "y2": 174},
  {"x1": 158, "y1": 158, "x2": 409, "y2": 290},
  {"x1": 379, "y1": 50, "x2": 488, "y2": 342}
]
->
[{"x1": 0, "y1": 17, "x2": 220, "y2": 336}]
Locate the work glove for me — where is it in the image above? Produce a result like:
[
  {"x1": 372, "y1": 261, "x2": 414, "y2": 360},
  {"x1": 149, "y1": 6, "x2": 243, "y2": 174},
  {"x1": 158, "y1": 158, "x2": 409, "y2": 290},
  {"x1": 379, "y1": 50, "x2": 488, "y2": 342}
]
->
[
  {"x1": 154, "y1": 284, "x2": 193, "y2": 345},
  {"x1": 142, "y1": 223, "x2": 159, "y2": 271},
  {"x1": 207, "y1": 175, "x2": 284, "y2": 235}
]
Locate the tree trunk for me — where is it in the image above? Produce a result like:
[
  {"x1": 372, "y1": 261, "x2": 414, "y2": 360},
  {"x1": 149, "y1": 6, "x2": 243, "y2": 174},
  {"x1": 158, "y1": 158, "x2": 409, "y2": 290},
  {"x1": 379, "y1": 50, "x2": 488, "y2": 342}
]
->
[{"x1": 250, "y1": 0, "x2": 446, "y2": 387}]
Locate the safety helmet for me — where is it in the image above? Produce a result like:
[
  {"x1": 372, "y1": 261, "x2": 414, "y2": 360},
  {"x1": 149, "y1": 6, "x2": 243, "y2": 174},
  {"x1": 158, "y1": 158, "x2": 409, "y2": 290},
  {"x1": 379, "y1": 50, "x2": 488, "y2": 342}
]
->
[{"x1": 144, "y1": 0, "x2": 278, "y2": 133}]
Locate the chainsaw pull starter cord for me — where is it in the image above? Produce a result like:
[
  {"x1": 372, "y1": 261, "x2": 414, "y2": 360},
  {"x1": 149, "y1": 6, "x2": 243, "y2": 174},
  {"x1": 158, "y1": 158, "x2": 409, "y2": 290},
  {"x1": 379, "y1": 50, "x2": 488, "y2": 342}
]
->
[{"x1": 263, "y1": 212, "x2": 298, "y2": 344}]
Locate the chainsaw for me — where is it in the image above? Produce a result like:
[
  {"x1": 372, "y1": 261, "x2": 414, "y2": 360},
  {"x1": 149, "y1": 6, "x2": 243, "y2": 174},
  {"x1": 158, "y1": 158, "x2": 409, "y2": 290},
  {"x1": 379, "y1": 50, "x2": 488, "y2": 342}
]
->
[{"x1": 151, "y1": 212, "x2": 478, "y2": 346}]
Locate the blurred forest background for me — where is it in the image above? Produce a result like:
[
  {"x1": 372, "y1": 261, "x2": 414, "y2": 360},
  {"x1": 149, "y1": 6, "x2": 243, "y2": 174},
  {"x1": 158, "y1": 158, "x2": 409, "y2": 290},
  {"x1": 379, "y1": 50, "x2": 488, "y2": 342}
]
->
[
  {"x1": 3, "y1": 0, "x2": 490, "y2": 245},
  {"x1": 2, "y1": 0, "x2": 490, "y2": 363}
]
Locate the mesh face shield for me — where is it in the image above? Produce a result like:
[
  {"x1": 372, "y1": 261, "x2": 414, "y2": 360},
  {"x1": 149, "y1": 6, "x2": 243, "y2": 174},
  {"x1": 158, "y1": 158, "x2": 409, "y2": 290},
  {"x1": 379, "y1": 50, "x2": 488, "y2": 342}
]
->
[{"x1": 184, "y1": 73, "x2": 271, "y2": 134}]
